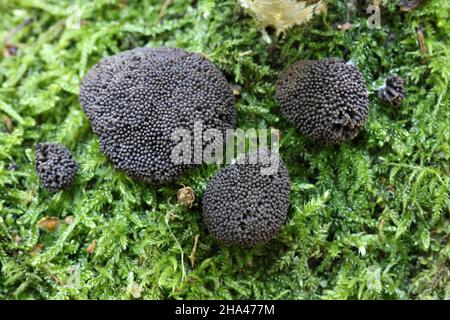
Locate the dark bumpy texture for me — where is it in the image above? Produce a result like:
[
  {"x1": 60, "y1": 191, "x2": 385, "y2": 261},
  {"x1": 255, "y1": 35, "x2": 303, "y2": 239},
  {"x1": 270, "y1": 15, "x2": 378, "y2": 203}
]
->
[
  {"x1": 79, "y1": 47, "x2": 236, "y2": 184},
  {"x1": 276, "y1": 58, "x2": 369, "y2": 144},
  {"x1": 380, "y1": 75, "x2": 405, "y2": 107},
  {"x1": 35, "y1": 143, "x2": 77, "y2": 192},
  {"x1": 202, "y1": 150, "x2": 291, "y2": 247}
]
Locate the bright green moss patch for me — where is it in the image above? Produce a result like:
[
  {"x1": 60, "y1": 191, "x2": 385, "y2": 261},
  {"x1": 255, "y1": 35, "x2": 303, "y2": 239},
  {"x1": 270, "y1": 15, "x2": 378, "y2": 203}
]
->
[{"x1": 0, "y1": 0, "x2": 449, "y2": 299}]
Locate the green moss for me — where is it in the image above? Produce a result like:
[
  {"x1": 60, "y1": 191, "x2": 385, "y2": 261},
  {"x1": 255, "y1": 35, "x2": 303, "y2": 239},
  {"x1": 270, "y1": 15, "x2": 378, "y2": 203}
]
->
[{"x1": 0, "y1": 0, "x2": 449, "y2": 299}]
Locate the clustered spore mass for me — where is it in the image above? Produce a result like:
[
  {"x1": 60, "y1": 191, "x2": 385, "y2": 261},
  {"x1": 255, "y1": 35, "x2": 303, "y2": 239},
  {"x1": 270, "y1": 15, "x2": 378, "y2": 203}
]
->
[
  {"x1": 35, "y1": 143, "x2": 77, "y2": 192},
  {"x1": 381, "y1": 75, "x2": 405, "y2": 107},
  {"x1": 276, "y1": 58, "x2": 369, "y2": 144},
  {"x1": 202, "y1": 150, "x2": 291, "y2": 247},
  {"x1": 79, "y1": 47, "x2": 236, "y2": 184}
]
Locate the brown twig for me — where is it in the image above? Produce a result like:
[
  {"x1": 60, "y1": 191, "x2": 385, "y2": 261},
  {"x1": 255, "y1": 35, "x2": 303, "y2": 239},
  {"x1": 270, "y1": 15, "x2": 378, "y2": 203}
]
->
[
  {"x1": 188, "y1": 234, "x2": 200, "y2": 269},
  {"x1": 3, "y1": 17, "x2": 34, "y2": 57},
  {"x1": 416, "y1": 27, "x2": 429, "y2": 64},
  {"x1": 159, "y1": 0, "x2": 173, "y2": 21},
  {"x1": 5, "y1": 17, "x2": 34, "y2": 44}
]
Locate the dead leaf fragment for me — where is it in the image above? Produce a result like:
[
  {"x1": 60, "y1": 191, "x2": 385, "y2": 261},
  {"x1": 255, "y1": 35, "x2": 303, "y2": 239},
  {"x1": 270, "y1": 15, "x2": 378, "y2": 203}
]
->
[
  {"x1": 30, "y1": 243, "x2": 45, "y2": 256},
  {"x1": 177, "y1": 185, "x2": 195, "y2": 208},
  {"x1": 2, "y1": 114, "x2": 13, "y2": 131},
  {"x1": 240, "y1": 0, "x2": 324, "y2": 36},
  {"x1": 86, "y1": 239, "x2": 97, "y2": 254},
  {"x1": 231, "y1": 84, "x2": 242, "y2": 96},
  {"x1": 336, "y1": 22, "x2": 352, "y2": 32},
  {"x1": 37, "y1": 216, "x2": 60, "y2": 231},
  {"x1": 64, "y1": 215, "x2": 74, "y2": 225},
  {"x1": 12, "y1": 233, "x2": 22, "y2": 243},
  {"x1": 3, "y1": 44, "x2": 18, "y2": 57},
  {"x1": 130, "y1": 282, "x2": 143, "y2": 298}
]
